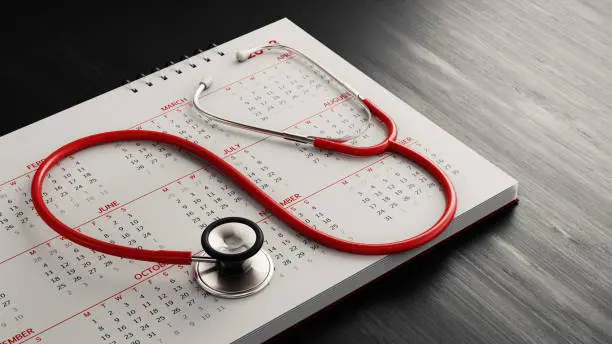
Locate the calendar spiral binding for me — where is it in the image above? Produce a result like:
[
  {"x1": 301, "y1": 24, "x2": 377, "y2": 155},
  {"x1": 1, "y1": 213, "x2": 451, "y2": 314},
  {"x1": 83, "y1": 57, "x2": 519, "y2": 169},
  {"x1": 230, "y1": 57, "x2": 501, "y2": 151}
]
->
[{"x1": 123, "y1": 43, "x2": 226, "y2": 94}]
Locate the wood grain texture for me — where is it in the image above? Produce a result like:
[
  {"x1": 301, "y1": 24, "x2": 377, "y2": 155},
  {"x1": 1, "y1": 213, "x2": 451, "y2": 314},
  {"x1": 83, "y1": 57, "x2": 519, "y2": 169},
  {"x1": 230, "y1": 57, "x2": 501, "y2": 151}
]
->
[{"x1": 1, "y1": 0, "x2": 610, "y2": 343}]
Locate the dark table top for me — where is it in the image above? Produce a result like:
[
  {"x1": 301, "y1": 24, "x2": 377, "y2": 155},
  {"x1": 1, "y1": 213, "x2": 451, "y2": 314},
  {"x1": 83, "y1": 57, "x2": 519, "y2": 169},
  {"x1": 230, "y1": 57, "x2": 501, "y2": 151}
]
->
[{"x1": 2, "y1": 1, "x2": 611, "y2": 343}]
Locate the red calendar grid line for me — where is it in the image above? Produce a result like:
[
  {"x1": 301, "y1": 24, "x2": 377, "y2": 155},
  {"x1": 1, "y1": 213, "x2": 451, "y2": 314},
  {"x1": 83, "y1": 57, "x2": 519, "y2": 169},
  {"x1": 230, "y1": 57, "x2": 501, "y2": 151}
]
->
[
  {"x1": 0, "y1": 235, "x2": 58, "y2": 266},
  {"x1": 255, "y1": 153, "x2": 396, "y2": 225},
  {"x1": 19, "y1": 263, "x2": 176, "y2": 344},
  {"x1": 17, "y1": 139, "x2": 413, "y2": 343},
  {"x1": 0, "y1": 58, "x2": 292, "y2": 189},
  {"x1": 293, "y1": 153, "x2": 395, "y2": 207},
  {"x1": 0, "y1": 170, "x2": 35, "y2": 188},
  {"x1": 0, "y1": 97, "x2": 353, "y2": 267}
]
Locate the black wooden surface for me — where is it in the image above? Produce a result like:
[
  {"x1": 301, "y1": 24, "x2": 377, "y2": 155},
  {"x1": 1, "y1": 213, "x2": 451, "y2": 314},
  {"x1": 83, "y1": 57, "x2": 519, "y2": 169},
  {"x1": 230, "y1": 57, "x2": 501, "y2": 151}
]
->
[{"x1": 2, "y1": 1, "x2": 611, "y2": 343}]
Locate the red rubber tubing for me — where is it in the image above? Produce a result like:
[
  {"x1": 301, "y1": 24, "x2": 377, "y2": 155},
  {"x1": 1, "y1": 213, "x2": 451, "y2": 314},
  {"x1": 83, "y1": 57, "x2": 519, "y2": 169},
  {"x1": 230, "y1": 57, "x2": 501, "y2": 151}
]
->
[{"x1": 31, "y1": 99, "x2": 457, "y2": 265}]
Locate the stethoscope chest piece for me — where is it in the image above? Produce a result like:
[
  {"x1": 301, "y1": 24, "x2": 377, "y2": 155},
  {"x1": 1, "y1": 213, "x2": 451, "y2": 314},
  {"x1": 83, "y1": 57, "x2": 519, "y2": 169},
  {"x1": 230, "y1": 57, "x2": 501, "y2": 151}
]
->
[{"x1": 193, "y1": 217, "x2": 274, "y2": 298}]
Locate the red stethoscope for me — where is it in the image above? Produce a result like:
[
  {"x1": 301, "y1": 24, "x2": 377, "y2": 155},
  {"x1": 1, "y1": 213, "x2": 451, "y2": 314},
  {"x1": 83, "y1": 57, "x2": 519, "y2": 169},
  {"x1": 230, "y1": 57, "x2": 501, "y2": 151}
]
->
[{"x1": 31, "y1": 43, "x2": 457, "y2": 298}]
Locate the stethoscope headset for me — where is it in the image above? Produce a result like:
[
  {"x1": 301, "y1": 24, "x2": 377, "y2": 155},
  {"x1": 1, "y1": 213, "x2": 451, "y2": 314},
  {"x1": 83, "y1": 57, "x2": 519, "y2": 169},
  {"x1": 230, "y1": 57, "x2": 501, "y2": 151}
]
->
[{"x1": 31, "y1": 43, "x2": 457, "y2": 298}]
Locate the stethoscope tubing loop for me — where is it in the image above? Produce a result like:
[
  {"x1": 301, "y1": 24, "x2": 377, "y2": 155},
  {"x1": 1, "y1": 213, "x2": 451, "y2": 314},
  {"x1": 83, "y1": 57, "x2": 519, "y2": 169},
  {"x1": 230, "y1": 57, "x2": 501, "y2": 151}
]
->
[
  {"x1": 31, "y1": 99, "x2": 456, "y2": 265},
  {"x1": 30, "y1": 42, "x2": 458, "y2": 266}
]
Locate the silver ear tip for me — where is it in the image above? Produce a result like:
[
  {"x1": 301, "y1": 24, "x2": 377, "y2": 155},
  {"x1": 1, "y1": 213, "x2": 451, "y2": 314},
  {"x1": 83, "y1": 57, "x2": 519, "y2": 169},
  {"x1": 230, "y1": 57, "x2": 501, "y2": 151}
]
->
[
  {"x1": 200, "y1": 76, "x2": 213, "y2": 90},
  {"x1": 236, "y1": 50, "x2": 251, "y2": 62}
]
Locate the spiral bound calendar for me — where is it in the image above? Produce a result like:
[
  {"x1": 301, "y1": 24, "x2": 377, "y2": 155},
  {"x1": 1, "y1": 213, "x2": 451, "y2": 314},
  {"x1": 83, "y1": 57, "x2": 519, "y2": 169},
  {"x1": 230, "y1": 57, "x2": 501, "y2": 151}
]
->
[{"x1": 0, "y1": 19, "x2": 517, "y2": 344}]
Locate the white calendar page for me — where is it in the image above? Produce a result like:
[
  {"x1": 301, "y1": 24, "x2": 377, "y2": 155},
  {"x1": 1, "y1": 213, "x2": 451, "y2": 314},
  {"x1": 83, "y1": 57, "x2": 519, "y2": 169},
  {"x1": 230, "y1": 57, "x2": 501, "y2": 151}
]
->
[{"x1": 0, "y1": 19, "x2": 517, "y2": 344}]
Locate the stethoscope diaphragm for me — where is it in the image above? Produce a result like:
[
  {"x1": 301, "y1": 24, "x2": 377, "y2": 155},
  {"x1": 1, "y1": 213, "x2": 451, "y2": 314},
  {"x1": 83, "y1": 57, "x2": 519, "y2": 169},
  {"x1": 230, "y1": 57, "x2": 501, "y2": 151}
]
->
[{"x1": 194, "y1": 217, "x2": 274, "y2": 298}]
